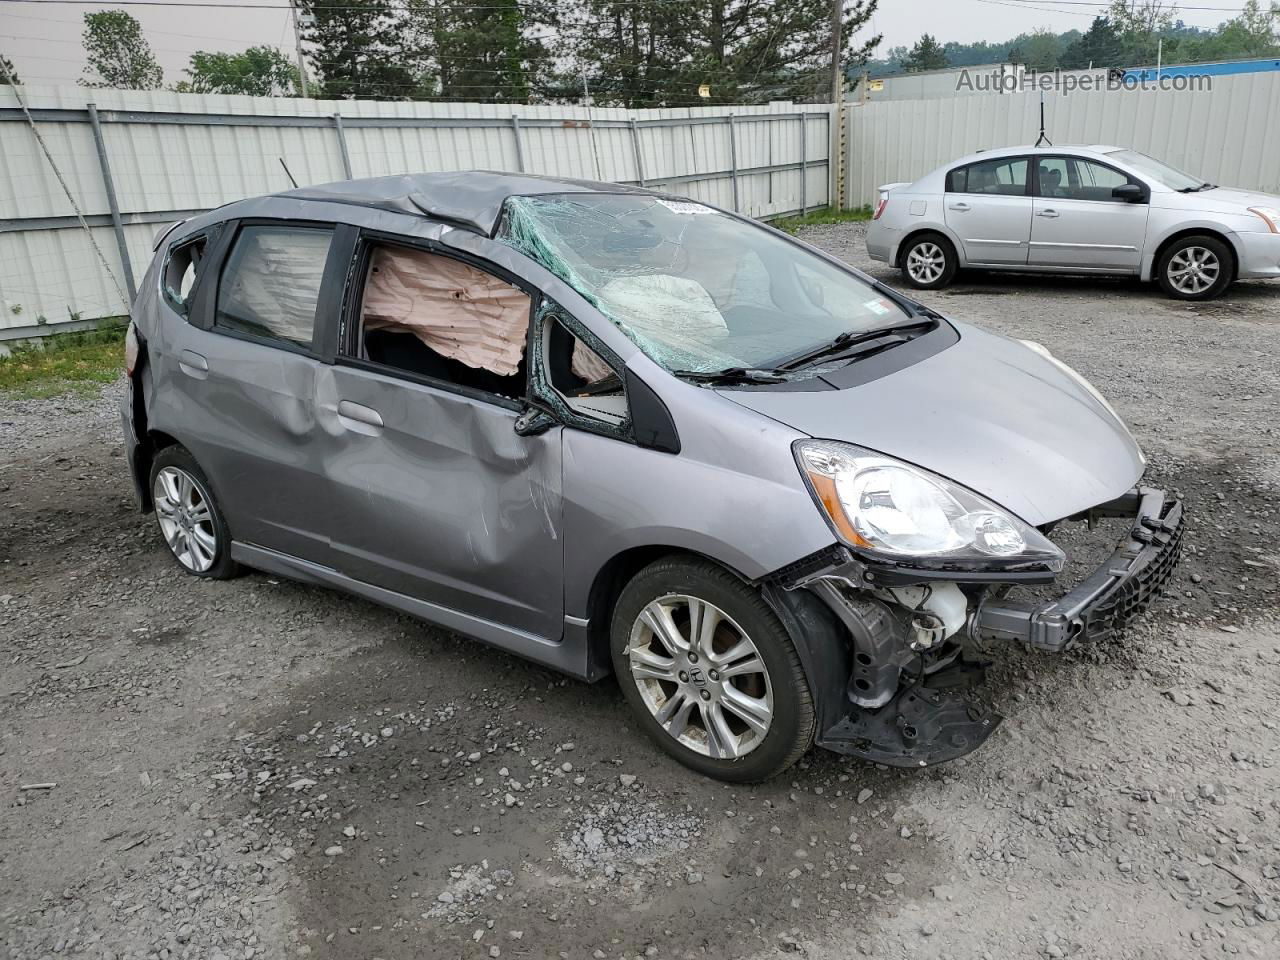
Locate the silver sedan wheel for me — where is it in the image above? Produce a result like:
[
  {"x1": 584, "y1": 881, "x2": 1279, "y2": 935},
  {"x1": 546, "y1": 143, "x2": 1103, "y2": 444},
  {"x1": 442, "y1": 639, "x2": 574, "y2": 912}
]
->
[
  {"x1": 153, "y1": 466, "x2": 217, "y2": 573},
  {"x1": 1167, "y1": 245, "x2": 1220, "y2": 295},
  {"x1": 627, "y1": 594, "x2": 773, "y2": 760},
  {"x1": 906, "y1": 242, "x2": 946, "y2": 284}
]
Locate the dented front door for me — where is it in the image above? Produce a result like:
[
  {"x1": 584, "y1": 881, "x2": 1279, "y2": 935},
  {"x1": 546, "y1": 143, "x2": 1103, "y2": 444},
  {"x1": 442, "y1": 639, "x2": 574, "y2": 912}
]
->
[{"x1": 315, "y1": 365, "x2": 564, "y2": 640}]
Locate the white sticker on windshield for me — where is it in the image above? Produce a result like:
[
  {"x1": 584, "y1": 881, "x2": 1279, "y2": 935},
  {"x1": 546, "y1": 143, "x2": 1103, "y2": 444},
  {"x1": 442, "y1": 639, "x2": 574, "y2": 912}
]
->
[
  {"x1": 864, "y1": 298, "x2": 893, "y2": 316},
  {"x1": 656, "y1": 199, "x2": 714, "y2": 215}
]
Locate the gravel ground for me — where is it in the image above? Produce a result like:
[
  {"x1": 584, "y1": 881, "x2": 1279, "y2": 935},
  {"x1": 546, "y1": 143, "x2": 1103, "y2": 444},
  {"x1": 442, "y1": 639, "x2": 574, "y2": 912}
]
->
[{"x1": 2, "y1": 221, "x2": 1279, "y2": 960}]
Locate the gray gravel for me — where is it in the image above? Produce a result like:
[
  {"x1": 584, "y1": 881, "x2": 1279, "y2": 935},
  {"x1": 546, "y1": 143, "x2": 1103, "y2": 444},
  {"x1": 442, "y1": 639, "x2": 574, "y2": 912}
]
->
[{"x1": 2, "y1": 222, "x2": 1278, "y2": 960}]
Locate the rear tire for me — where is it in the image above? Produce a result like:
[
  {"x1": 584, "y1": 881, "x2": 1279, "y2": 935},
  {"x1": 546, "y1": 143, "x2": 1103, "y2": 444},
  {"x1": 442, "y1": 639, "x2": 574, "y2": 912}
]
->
[
  {"x1": 149, "y1": 446, "x2": 240, "y2": 580},
  {"x1": 610, "y1": 556, "x2": 814, "y2": 782},
  {"x1": 899, "y1": 232, "x2": 958, "y2": 290},
  {"x1": 1156, "y1": 235, "x2": 1233, "y2": 300}
]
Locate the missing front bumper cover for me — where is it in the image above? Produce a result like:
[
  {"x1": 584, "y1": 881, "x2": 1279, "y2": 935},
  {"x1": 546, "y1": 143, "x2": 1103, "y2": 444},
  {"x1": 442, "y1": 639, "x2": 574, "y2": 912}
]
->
[
  {"x1": 770, "y1": 486, "x2": 1182, "y2": 768},
  {"x1": 974, "y1": 487, "x2": 1183, "y2": 652}
]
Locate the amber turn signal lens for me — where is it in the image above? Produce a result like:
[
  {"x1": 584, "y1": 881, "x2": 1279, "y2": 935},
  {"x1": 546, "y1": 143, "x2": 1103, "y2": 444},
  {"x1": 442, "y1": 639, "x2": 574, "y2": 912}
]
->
[{"x1": 805, "y1": 470, "x2": 872, "y2": 547}]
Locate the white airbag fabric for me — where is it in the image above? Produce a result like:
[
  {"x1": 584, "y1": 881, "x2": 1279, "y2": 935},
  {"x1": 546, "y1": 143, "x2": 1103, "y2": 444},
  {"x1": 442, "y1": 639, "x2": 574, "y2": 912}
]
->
[{"x1": 362, "y1": 247, "x2": 530, "y2": 376}]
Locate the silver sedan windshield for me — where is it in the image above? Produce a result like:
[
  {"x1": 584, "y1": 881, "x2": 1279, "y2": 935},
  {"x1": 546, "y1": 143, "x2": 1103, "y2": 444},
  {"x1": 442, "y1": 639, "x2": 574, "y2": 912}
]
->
[
  {"x1": 1106, "y1": 149, "x2": 1206, "y2": 191},
  {"x1": 497, "y1": 194, "x2": 910, "y2": 372}
]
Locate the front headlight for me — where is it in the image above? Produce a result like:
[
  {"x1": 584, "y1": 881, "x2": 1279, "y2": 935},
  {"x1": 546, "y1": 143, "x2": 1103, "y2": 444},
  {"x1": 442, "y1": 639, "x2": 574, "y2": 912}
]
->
[
  {"x1": 1248, "y1": 206, "x2": 1280, "y2": 233},
  {"x1": 795, "y1": 440, "x2": 1065, "y2": 571}
]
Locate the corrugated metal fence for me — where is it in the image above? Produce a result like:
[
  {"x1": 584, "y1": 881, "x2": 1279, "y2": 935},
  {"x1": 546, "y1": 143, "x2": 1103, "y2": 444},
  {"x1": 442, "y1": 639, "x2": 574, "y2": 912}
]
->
[
  {"x1": 845, "y1": 71, "x2": 1280, "y2": 207},
  {"x1": 0, "y1": 86, "x2": 834, "y2": 339}
]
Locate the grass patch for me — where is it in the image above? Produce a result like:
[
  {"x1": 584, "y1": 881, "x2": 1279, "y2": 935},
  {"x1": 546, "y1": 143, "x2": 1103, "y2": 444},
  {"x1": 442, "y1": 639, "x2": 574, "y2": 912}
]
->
[
  {"x1": 771, "y1": 205, "x2": 873, "y2": 235},
  {"x1": 0, "y1": 320, "x2": 128, "y2": 400}
]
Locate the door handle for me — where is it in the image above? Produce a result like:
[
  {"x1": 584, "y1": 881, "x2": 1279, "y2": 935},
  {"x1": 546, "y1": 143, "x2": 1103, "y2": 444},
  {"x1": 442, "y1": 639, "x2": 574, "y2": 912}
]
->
[
  {"x1": 178, "y1": 349, "x2": 208, "y2": 379},
  {"x1": 337, "y1": 400, "x2": 384, "y2": 433},
  {"x1": 1037, "y1": 209, "x2": 1060, "y2": 218},
  {"x1": 948, "y1": 202, "x2": 970, "y2": 211}
]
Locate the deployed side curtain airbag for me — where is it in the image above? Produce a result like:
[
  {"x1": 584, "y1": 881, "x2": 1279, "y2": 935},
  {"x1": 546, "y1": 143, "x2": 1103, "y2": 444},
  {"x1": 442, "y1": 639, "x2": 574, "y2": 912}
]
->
[{"x1": 361, "y1": 247, "x2": 530, "y2": 376}]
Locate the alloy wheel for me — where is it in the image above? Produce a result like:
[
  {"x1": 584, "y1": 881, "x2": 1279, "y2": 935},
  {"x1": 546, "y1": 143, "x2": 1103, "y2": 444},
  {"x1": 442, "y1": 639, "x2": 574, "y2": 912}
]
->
[
  {"x1": 906, "y1": 242, "x2": 945, "y2": 284},
  {"x1": 627, "y1": 594, "x2": 774, "y2": 759},
  {"x1": 1166, "y1": 246, "x2": 1220, "y2": 296},
  {"x1": 153, "y1": 466, "x2": 218, "y2": 573}
]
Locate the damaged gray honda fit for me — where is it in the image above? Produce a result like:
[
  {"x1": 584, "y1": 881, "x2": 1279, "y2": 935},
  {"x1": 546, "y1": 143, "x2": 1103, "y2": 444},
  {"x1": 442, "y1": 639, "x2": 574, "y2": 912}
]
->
[{"x1": 122, "y1": 171, "x2": 1183, "y2": 782}]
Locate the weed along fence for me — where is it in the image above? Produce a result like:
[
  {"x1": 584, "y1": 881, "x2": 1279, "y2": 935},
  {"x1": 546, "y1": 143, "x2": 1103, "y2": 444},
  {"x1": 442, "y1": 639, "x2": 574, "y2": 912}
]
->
[{"x1": 0, "y1": 86, "x2": 835, "y2": 340}]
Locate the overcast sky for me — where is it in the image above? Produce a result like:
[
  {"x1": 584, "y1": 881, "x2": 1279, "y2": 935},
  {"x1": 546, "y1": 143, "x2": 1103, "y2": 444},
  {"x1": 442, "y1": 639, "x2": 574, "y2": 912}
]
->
[{"x1": 0, "y1": 0, "x2": 1242, "y2": 89}]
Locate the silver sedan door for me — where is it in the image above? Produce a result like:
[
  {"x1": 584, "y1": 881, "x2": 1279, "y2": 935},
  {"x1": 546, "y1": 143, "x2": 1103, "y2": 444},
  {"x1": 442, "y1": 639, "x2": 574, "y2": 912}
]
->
[
  {"x1": 1029, "y1": 156, "x2": 1150, "y2": 271},
  {"x1": 943, "y1": 156, "x2": 1032, "y2": 265}
]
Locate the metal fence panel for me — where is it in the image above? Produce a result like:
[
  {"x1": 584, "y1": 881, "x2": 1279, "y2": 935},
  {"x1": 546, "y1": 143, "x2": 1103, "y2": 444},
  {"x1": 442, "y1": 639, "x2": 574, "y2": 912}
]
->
[
  {"x1": 0, "y1": 86, "x2": 831, "y2": 337},
  {"x1": 845, "y1": 72, "x2": 1280, "y2": 207}
]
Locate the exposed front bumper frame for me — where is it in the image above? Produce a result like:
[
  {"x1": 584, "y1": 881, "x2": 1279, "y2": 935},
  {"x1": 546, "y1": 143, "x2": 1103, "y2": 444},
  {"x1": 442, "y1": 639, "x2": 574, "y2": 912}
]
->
[{"x1": 974, "y1": 487, "x2": 1183, "y2": 652}]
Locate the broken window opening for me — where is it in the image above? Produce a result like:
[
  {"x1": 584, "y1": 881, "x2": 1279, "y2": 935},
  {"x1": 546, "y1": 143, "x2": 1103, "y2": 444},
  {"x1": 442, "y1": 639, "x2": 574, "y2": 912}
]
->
[
  {"x1": 162, "y1": 236, "x2": 207, "y2": 318},
  {"x1": 358, "y1": 245, "x2": 531, "y2": 401}
]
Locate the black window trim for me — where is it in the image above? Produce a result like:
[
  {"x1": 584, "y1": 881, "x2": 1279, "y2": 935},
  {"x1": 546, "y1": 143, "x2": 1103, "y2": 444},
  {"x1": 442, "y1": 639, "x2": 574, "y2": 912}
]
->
[
  {"x1": 945, "y1": 155, "x2": 1033, "y2": 197},
  {"x1": 533, "y1": 299, "x2": 637, "y2": 444},
  {"x1": 199, "y1": 218, "x2": 350, "y2": 360},
  {"x1": 336, "y1": 228, "x2": 540, "y2": 414},
  {"x1": 1030, "y1": 154, "x2": 1149, "y2": 203}
]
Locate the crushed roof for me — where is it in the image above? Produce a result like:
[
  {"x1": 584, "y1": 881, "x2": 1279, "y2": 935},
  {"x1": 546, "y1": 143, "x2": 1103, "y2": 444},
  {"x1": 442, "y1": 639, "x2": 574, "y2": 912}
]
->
[{"x1": 278, "y1": 170, "x2": 657, "y2": 235}]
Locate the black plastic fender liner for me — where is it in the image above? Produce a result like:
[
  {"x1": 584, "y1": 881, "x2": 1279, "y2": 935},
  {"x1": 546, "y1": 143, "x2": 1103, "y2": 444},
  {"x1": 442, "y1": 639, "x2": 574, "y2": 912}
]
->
[{"x1": 759, "y1": 580, "x2": 851, "y2": 738}]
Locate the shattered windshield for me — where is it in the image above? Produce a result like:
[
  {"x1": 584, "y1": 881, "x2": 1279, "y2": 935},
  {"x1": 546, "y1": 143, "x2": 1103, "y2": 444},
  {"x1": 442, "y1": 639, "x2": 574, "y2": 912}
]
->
[{"x1": 496, "y1": 194, "x2": 910, "y2": 373}]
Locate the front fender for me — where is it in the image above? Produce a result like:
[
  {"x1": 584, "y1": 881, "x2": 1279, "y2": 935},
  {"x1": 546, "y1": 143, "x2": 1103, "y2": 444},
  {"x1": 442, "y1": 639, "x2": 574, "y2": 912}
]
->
[{"x1": 1140, "y1": 216, "x2": 1246, "y2": 281}]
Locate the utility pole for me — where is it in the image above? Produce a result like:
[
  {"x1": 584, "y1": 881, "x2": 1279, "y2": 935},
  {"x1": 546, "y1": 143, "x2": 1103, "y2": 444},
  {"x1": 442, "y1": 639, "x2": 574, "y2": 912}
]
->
[
  {"x1": 290, "y1": 0, "x2": 310, "y2": 98},
  {"x1": 581, "y1": 73, "x2": 603, "y2": 181},
  {"x1": 829, "y1": 0, "x2": 843, "y2": 104}
]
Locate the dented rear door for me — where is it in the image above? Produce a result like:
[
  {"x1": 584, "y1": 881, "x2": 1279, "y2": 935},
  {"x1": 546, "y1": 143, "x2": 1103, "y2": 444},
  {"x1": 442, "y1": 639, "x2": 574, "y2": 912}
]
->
[{"x1": 315, "y1": 365, "x2": 565, "y2": 640}]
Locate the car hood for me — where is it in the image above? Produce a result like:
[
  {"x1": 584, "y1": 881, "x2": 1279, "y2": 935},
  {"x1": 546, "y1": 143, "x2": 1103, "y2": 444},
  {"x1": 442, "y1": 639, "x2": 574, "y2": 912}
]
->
[
  {"x1": 718, "y1": 322, "x2": 1145, "y2": 526},
  {"x1": 1158, "y1": 186, "x2": 1280, "y2": 216}
]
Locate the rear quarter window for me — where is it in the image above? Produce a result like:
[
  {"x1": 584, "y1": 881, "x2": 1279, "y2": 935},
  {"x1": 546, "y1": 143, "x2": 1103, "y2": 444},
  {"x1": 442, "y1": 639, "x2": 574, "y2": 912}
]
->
[{"x1": 162, "y1": 236, "x2": 208, "y2": 317}]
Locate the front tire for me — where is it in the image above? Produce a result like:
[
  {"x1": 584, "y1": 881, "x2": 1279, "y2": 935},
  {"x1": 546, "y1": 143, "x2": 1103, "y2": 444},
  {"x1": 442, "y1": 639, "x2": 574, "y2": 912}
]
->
[
  {"x1": 1157, "y1": 235, "x2": 1233, "y2": 300},
  {"x1": 610, "y1": 557, "x2": 815, "y2": 782},
  {"x1": 149, "y1": 446, "x2": 240, "y2": 579},
  {"x1": 899, "y1": 232, "x2": 958, "y2": 290}
]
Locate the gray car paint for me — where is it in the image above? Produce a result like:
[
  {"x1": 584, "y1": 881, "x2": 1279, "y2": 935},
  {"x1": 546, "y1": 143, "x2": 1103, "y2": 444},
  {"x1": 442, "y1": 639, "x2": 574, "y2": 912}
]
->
[
  {"x1": 127, "y1": 171, "x2": 1144, "y2": 685},
  {"x1": 720, "y1": 322, "x2": 1144, "y2": 526}
]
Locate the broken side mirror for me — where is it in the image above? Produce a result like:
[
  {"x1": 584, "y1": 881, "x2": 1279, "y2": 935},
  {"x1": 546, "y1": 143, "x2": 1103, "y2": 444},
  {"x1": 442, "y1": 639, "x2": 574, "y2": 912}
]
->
[
  {"x1": 514, "y1": 403, "x2": 558, "y2": 437},
  {"x1": 1112, "y1": 183, "x2": 1146, "y2": 203}
]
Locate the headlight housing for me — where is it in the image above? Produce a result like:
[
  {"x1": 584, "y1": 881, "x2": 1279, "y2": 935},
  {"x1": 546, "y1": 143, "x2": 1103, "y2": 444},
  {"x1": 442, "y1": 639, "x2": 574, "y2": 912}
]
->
[
  {"x1": 795, "y1": 440, "x2": 1065, "y2": 572},
  {"x1": 1247, "y1": 206, "x2": 1279, "y2": 233}
]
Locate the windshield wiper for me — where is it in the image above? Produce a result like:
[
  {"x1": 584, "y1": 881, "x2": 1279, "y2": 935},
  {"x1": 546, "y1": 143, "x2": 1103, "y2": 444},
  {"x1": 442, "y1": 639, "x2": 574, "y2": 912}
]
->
[
  {"x1": 673, "y1": 367, "x2": 788, "y2": 385},
  {"x1": 1178, "y1": 182, "x2": 1217, "y2": 193},
  {"x1": 773, "y1": 319, "x2": 936, "y2": 372}
]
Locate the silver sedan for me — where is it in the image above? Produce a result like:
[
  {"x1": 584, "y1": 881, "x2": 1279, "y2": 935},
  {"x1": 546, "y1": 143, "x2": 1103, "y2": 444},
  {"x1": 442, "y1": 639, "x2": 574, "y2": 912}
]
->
[{"x1": 865, "y1": 145, "x2": 1280, "y2": 300}]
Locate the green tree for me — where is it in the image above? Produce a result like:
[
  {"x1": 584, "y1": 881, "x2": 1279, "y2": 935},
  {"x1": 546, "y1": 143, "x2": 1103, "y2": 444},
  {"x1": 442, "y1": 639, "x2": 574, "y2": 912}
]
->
[
  {"x1": 81, "y1": 10, "x2": 163, "y2": 89},
  {"x1": 178, "y1": 46, "x2": 300, "y2": 96},
  {"x1": 1106, "y1": 0, "x2": 1176, "y2": 63},
  {"x1": 300, "y1": 0, "x2": 414, "y2": 99},
  {"x1": 0, "y1": 54, "x2": 19, "y2": 84},
  {"x1": 405, "y1": 0, "x2": 556, "y2": 101},
  {"x1": 1019, "y1": 28, "x2": 1064, "y2": 71},
  {"x1": 902, "y1": 33, "x2": 948, "y2": 72},
  {"x1": 1059, "y1": 16, "x2": 1124, "y2": 69},
  {"x1": 1213, "y1": 0, "x2": 1280, "y2": 58},
  {"x1": 563, "y1": 0, "x2": 881, "y2": 107}
]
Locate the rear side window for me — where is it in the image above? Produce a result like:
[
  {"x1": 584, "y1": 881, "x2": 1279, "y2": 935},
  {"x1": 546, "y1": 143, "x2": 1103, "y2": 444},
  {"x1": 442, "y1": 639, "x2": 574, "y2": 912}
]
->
[
  {"x1": 162, "y1": 236, "x2": 207, "y2": 317},
  {"x1": 946, "y1": 158, "x2": 1029, "y2": 196},
  {"x1": 215, "y1": 225, "x2": 334, "y2": 348}
]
